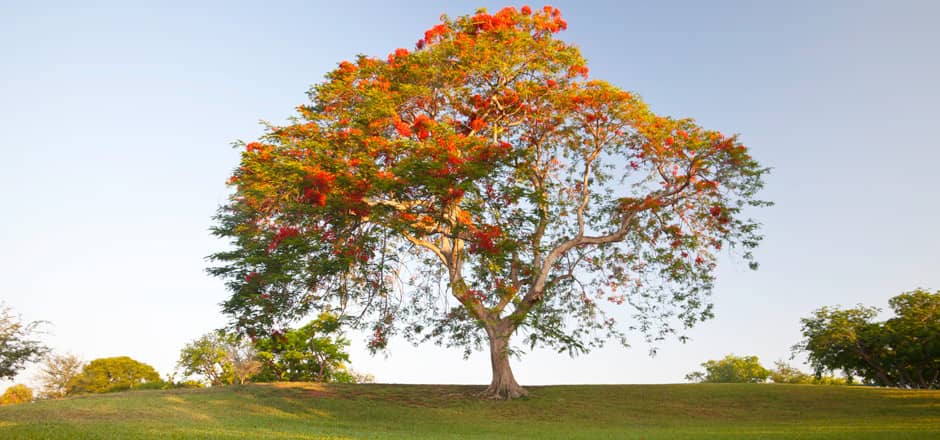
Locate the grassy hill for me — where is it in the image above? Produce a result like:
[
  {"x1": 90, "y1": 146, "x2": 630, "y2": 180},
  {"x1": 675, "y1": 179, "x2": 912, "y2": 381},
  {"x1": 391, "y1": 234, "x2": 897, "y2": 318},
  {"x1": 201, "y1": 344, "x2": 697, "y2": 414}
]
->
[{"x1": 1, "y1": 383, "x2": 938, "y2": 439}]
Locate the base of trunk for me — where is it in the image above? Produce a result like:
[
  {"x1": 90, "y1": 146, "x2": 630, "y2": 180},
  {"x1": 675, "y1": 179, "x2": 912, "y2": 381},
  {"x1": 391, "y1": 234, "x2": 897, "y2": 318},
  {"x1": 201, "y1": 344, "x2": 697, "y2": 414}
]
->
[
  {"x1": 483, "y1": 323, "x2": 528, "y2": 399},
  {"x1": 481, "y1": 380, "x2": 528, "y2": 399}
]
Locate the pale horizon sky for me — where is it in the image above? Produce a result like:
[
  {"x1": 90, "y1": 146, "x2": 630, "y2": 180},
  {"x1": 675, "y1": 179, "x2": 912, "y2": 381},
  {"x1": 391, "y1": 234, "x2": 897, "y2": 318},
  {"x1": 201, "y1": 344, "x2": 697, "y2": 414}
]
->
[{"x1": 2, "y1": 1, "x2": 938, "y2": 391}]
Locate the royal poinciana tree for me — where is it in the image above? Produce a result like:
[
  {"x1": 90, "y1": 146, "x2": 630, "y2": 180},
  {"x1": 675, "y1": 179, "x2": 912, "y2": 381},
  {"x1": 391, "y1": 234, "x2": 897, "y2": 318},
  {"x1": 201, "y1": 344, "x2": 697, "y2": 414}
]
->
[{"x1": 209, "y1": 6, "x2": 769, "y2": 398}]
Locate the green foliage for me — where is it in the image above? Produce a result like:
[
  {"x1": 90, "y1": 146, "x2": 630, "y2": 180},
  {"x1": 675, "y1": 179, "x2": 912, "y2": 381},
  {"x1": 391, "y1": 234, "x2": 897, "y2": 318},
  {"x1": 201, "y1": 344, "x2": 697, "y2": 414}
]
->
[
  {"x1": 0, "y1": 384, "x2": 33, "y2": 405},
  {"x1": 177, "y1": 333, "x2": 235, "y2": 386},
  {"x1": 173, "y1": 379, "x2": 205, "y2": 389},
  {"x1": 686, "y1": 354, "x2": 770, "y2": 383},
  {"x1": 0, "y1": 303, "x2": 49, "y2": 381},
  {"x1": 67, "y1": 356, "x2": 161, "y2": 395},
  {"x1": 177, "y1": 332, "x2": 261, "y2": 386},
  {"x1": 769, "y1": 361, "x2": 847, "y2": 385},
  {"x1": 130, "y1": 381, "x2": 166, "y2": 391},
  {"x1": 795, "y1": 289, "x2": 939, "y2": 389},
  {"x1": 37, "y1": 353, "x2": 84, "y2": 399},
  {"x1": 252, "y1": 313, "x2": 352, "y2": 383}
]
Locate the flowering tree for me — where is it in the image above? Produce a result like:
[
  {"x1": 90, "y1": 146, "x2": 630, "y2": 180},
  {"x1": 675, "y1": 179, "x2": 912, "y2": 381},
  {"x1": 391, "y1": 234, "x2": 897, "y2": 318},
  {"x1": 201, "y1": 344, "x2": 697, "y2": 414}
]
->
[{"x1": 209, "y1": 6, "x2": 769, "y2": 398}]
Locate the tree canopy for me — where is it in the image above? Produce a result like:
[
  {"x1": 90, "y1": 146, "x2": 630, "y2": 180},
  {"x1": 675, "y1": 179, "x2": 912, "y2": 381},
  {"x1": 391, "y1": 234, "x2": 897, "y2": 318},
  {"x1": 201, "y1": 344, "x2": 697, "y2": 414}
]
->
[
  {"x1": 68, "y1": 356, "x2": 161, "y2": 395},
  {"x1": 685, "y1": 354, "x2": 770, "y2": 383},
  {"x1": 209, "y1": 6, "x2": 769, "y2": 398},
  {"x1": 177, "y1": 333, "x2": 236, "y2": 386},
  {"x1": 252, "y1": 313, "x2": 353, "y2": 383},
  {"x1": 37, "y1": 353, "x2": 85, "y2": 399},
  {"x1": 795, "y1": 289, "x2": 939, "y2": 389},
  {"x1": 0, "y1": 384, "x2": 33, "y2": 405}
]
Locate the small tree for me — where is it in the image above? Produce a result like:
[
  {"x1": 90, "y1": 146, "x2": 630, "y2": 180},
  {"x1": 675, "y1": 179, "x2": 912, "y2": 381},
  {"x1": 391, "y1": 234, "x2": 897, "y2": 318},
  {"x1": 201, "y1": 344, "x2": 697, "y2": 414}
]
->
[
  {"x1": 795, "y1": 289, "x2": 939, "y2": 388},
  {"x1": 177, "y1": 333, "x2": 234, "y2": 386},
  {"x1": 686, "y1": 354, "x2": 770, "y2": 383},
  {"x1": 36, "y1": 352, "x2": 85, "y2": 399},
  {"x1": 0, "y1": 303, "x2": 49, "y2": 381},
  {"x1": 769, "y1": 360, "x2": 813, "y2": 384},
  {"x1": 347, "y1": 369, "x2": 376, "y2": 384},
  {"x1": 252, "y1": 313, "x2": 352, "y2": 383},
  {"x1": 209, "y1": 6, "x2": 769, "y2": 398},
  {"x1": 0, "y1": 384, "x2": 33, "y2": 405},
  {"x1": 222, "y1": 334, "x2": 261, "y2": 385},
  {"x1": 68, "y1": 356, "x2": 161, "y2": 394},
  {"x1": 177, "y1": 332, "x2": 261, "y2": 386},
  {"x1": 769, "y1": 360, "x2": 846, "y2": 385}
]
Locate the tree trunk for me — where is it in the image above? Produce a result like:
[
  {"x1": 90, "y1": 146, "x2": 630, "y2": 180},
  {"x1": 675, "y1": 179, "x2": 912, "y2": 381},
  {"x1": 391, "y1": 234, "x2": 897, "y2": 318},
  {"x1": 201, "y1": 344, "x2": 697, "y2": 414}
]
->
[{"x1": 482, "y1": 323, "x2": 527, "y2": 399}]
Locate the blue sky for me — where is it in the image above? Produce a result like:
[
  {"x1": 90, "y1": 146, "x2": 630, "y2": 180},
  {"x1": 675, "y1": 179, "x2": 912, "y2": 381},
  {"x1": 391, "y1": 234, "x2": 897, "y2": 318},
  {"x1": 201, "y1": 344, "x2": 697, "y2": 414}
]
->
[{"x1": 2, "y1": 1, "x2": 938, "y2": 389}]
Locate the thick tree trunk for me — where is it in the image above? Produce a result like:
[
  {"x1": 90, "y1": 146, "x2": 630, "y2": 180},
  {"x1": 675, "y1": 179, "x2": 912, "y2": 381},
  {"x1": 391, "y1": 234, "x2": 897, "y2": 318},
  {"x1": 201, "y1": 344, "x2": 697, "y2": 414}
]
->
[{"x1": 482, "y1": 323, "x2": 527, "y2": 399}]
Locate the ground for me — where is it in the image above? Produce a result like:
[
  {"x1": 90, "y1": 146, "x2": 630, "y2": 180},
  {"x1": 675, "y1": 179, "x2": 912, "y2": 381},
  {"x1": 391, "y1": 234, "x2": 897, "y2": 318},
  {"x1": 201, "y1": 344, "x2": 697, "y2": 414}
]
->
[{"x1": 0, "y1": 383, "x2": 938, "y2": 439}]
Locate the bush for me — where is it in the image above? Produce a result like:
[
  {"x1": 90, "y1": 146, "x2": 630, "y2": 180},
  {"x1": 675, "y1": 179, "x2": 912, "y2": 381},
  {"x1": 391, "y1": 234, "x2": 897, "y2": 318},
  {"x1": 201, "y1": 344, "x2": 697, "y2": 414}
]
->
[
  {"x1": 173, "y1": 379, "x2": 205, "y2": 389},
  {"x1": 0, "y1": 384, "x2": 33, "y2": 405},
  {"x1": 132, "y1": 380, "x2": 169, "y2": 391}
]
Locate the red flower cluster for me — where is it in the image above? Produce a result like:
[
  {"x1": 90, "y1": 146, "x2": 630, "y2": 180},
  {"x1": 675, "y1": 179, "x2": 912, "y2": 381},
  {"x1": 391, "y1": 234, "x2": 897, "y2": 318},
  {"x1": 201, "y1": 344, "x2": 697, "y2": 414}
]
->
[
  {"x1": 470, "y1": 94, "x2": 489, "y2": 110},
  {"x1": 567, "y1": 65, "x2": 589, "y2": 78},
  {"x1": 387, "y1": 47, "x2": 410, "y2": 65},
  {"x1": 465, "y1": 289, "x2": 487, "y2": 303},
  {"x1": 338, "y1": 61, "x2": 357, "y2": 74},
  {"x1": 412, "y1": 114, "x2": 432, "y2": 140},
  {"x1": 469, "y1": 225, "x2": 502, "y2": 255},
  {"x1": 302, "y1": 169, "x2": 336, "y2": 207},
  {"x1": 534, "y1": 6, "x2": 567, "y2": 33},
  {"x1": 394, "y1": 120, "x2": 411, "y2": 137},
  {"x1": 425, "y1": 23, "x2": 449, "y2": 44},
  {"x1": 267, "y1": 226, "x2": 299, "y2": 252},
  {"x1": 367, "y1": 327, "x2": 387, "y2": 350}
]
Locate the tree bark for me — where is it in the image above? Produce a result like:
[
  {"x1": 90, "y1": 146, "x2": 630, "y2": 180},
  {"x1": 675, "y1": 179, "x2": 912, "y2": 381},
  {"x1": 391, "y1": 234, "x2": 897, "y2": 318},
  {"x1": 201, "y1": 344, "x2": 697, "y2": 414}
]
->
[{"x1": 482, "y1": 322, "x2": 527, "y2": 399}]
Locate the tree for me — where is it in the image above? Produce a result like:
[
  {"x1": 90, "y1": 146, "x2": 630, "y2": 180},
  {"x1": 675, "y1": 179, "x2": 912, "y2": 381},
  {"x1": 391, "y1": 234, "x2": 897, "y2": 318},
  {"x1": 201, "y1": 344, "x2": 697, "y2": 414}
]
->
[
  {"x1": 36, "y1": 352, "x2": 85, "y2": 399},
  {"x1": 177, "y1": 332, "x2": 261, "y2": 386},
  {"x1": 769, "y1": 360, "x2": 846, "y2": 385},
  {"x1": 221, "y1": 334, "x2": 261, "y2": 384},
  {"x1": 795, "y1": 289, "x2": 939, "y2": 389},
  {"x1": 67, "y1": 356, "x2": 161, "y2": 394},
  {"x1": 0, "y1": 384, "x2": 33, "y2": 405},
  {"x1": 252, "y1": 313, "x2": 353, "y2": 383},
  {"x1": 0, "y1": 303, "x2": 49, "y2": 381},
  {"x1": 685, "y1": 354, "x2": 770, "y2": 383},
  {"x1": 209, "y1": 6, "x2": 769, "y2": 398},
  {"x1": 177, "y1": 333, "x2": 234, "y2": 386}
]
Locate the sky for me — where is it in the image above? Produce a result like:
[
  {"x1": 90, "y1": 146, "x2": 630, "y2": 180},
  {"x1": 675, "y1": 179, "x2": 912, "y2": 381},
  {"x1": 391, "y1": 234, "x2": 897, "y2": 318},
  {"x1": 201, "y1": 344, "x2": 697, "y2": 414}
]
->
[{"x1": 2, "y1": 1, "x2": 938, "y2": 391}]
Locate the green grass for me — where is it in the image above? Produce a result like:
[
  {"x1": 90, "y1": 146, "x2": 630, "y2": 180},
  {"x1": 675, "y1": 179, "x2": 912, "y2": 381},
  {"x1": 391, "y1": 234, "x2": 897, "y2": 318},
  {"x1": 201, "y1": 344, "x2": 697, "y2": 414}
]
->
[{"x1": 1, "y1": 383, "x2": 938, "y2": 439}]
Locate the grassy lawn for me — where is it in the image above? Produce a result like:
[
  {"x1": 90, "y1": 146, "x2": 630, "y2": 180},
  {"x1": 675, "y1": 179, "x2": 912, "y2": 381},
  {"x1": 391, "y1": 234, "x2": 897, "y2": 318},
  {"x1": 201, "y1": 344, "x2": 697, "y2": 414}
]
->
[{"x1": 1, "y1": 383, "x2": 938, "y2": 439}]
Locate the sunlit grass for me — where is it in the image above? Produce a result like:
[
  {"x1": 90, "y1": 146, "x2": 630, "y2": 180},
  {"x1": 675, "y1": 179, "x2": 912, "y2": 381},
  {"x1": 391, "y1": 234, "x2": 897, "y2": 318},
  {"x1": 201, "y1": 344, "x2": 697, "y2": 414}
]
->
[{"x1": 0, "y1": 383, "x2": 937, "y2": 439}]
